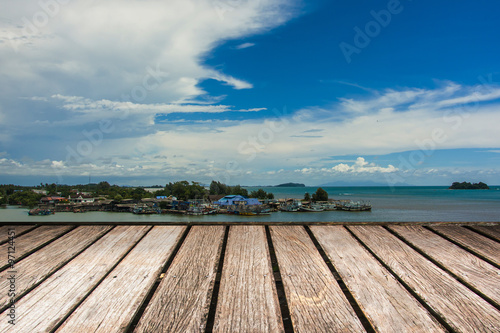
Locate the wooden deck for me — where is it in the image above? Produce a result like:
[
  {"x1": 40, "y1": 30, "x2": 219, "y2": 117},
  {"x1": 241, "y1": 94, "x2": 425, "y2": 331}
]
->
[{"x1": 0, "y1": 222, "x2": 499, "y2": 332}]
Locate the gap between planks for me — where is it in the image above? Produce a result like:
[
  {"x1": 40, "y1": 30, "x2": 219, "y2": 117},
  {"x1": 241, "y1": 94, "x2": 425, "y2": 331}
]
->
[
  {"x1": 310, "y1": 225, "x2": 444, "y2": 333},
  {"x1": 0, "y1": 225, "x2": 113, "y2": 313},
  {"x1": 211, "y1": 226, "x2": 284, "y2": 333},
  {"x1": 387, "y1": 225, "x2": 500, "y2": 311},
  {"x1": 0, "y1": 226, "x2": 151, "y2": 332},
  {"x1": 348, "y1": 226, "x2": 500, "y2": 333},
  {"x1": 269, "y1": 226, "x2": 366, "y2": 332},
  {"x1": 134, "y1": 226, "x2": 225, "y2": 333},
  {"x1": 56, "y1": 226, "x2": 186, "y2": 333}
]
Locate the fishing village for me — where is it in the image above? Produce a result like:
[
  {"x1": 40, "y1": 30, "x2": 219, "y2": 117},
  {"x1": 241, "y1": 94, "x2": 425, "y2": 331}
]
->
[
  {"x1": 29, "y1": 192, "x2": 372, "y2": 216},
  {"x1": 0, "y1": 181, "x2": 372, "y2": 216}
]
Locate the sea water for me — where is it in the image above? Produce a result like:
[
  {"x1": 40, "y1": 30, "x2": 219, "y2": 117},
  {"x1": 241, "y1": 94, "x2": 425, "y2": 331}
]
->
[{"x1": 1, "y1": 186, "x2": 499, "y2": 223}]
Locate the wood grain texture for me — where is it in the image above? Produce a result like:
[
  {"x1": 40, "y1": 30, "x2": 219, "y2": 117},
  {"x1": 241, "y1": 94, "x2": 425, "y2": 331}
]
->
[
  {"x1": 0, "y1": 226, "x2": 150, "y2": 332},
  {"x1": 57, "y1": 226, "x2": 185, "y2": 333},
  {"x1": 390, "y1": 225, "x2": 500, "y2": 306},
  {"x1": 134, "y1": 226, "x2": 225, "y2": 333},
  {"x1": 469, "y1": 225, "x2": 500, "y2": 242},
  {"x1": 0, "y1": 225, "x2": 73, "y2": 271},
  {"x1": 270, "y1": 226, "x2": 365, "y2": 333},
  {"x1": 311, "y1": 226, "x2": 444, "y2": 332},
  {"x1": 349, "y1": 226, "x2": 500, "y2": 333},
  {"x1": 0, "y1": 225, "x2": 37, "y2": 243},
  {"x1": 431, "y1": 226, "x2": 500, "y2": 266},
  {"x1": 213, "y1": 226, "x2": 284, "y2": 333},
  {"x1": 0, "y1": 225, "x2": 112, "y2": 310}
]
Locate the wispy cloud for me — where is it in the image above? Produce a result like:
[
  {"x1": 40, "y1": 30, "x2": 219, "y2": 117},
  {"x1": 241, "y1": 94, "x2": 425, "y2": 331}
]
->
[
  {"x1": 236, "y1": 42, "x2": 255, "y2": 49},
  {"x1": 3, "y1": 81, "x2": 500, "y2": 184},
  {"x1": 51, "y1": 94, "x2": 263, "y2": 115}
]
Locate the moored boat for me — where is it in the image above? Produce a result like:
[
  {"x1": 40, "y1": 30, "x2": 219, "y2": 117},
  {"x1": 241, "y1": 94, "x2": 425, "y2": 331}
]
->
[
  {"x1": 341, "y1": 200, "x2": 372, "y2": 211},
  {"x1": 298, "y1": 204, "x2": 324, "y2": 212},
  {"x1": 28, "y1": 208, "x2": 54, "y2": 216}
]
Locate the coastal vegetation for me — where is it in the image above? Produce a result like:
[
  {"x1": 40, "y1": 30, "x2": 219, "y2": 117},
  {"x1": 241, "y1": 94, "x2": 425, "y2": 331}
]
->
[
  {"x1": 0, "y1": 180, "x2": 275, "y2": 207},
  {"x1": 303, "y1": 188, "x2": 329, "y2": 202},
  {"x1": 449, "y1": 182, "x2": 489, "y2": 190},
  {"x1": 249, "y1": 188, "x2": 274, "y2": 200},
  {"x1": 209, "y1": 181, "x2": 249, "y2": 196},
  {"x1": 6, "y1": 189, "x2": 45, "y2": 207},
  {"x1": 312, "y1": 187, "x2": 329, "y2": 202}
]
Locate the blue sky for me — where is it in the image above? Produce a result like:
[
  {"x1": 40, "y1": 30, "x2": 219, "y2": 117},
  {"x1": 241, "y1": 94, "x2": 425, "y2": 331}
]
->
[{"x1": 0, "y1": 0, "x2": 499, "y2": 186}]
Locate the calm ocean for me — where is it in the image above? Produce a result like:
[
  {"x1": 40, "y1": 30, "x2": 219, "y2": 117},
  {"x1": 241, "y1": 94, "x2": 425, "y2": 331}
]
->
[{"x1": 1, "y1": 186, "x2": 499, "y2": 223}]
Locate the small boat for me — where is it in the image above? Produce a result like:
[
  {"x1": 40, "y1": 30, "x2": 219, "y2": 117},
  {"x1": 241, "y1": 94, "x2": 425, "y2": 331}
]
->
[
  {"x1": 28, "y1": 208, "x2": 54, "y2": 216},
  {"x1": 280, "y1": 201, "x2": 301, "y2": 212},
  {"x1": 341, "y1": 201, "x2": 372, "y2": 211},
  {"x1": 133, "y1": 206, "x2": 160, "y2": 214},
  {"x1": 239, "y1": 211, "x2": 256, "y2": 216},
  {"x1": 235, "y1": 207, "x2": 271, "y2": 216},
  {"x1": 298, "y1": 205, "x2": 324, "y2": 212}
]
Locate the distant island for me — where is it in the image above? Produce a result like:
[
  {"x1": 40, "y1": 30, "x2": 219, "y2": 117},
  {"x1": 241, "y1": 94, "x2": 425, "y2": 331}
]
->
[
  {"x1": 449, "y1": 182, "x2": 489, "y2": 190},
  {"x1": 274, "y1": 182, "x2": 305, "y2": 187}
]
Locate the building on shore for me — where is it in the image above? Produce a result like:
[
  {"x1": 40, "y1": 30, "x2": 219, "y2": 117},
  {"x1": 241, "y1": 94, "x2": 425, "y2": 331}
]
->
[
  {"x1": 69, "y1": 193, "x2": 95, "y2": 203},
  {"x1": 214, "y1": 195, "x2": 261, "y2": 206}
]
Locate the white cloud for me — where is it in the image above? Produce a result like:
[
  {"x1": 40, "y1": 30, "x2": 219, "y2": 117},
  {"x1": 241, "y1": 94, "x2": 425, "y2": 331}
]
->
[
  {"x1": 209, "y1": 72, "x2": 253, "y2": 90},
  {"x1": 236, "y1": 42, "x2": 255, "y2": 49},
  {"x1": 332, "y1": 163, "x2": 351, "y2": 173},
  {"x1": 292, "y1": 158, "x2": 397, "y2": 176},
  {"x1": 0, "y1": 0, "x2": 298, "y2": 103},
  {"x1": 51, "y1": 94, "x2": 262, "y2": 115},
  {"x1": 331, "y1": 157, "x2": 398, "y2": 173}
]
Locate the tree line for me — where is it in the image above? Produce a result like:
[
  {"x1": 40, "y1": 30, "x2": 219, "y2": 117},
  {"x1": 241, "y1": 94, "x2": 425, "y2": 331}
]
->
[{"x1": 0, "y1": 180, "x2": 275, "y2": 207}]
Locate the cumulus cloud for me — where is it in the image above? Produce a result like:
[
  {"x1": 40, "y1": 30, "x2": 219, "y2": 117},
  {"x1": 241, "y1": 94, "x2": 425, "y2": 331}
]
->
[
  {"x1": 293, "y1": 157, "x2": 397, "y2": 175},
  {"x1": 331, "y1": 157, "x2": 398, "y2": 173},
  {"x1": 0, "y1": 0, "x2": 298, "y2": 103},
  {"x1": 1, "y1": 1, "x2": 500, "y2": 189},
  {"x1": 39, "y1": 80, "x2": 498, "y2": 184}
]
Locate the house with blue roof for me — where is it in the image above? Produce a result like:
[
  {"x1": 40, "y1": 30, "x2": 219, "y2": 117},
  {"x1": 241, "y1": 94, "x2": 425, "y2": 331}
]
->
[{"x1": 214, "y1": 195, "x2": 261, "y2": 206}]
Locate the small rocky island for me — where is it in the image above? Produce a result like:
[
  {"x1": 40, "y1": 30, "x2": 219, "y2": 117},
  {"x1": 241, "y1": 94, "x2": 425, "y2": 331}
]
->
[
  {"x1": 274, "y1": 182, "x2": 306, "y2": 187},
  {"x1": 449, "y1": 181, "x2": 489, "y2": 189}
]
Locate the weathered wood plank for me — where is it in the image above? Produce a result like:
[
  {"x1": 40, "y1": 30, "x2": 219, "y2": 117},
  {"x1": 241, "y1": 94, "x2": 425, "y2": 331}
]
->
[
  {"x1": 390, "y1": 225, "x2": 500, "y2": 306},
  {"x1": 270, "y1": 226, "x2": 365, "y2": 333},
  {"x1": 0, "y1": 225, "x2": 37, "y2": 244},
  {"x1": 349, "y1": 226, "x2": 500, "y2": 332},
  {"x1": 0, "y1": 226, "x2": 150, "y2": 332},
  {"x1": 311, "y1": 226, "x2": 444, "y2": 332},
  {"x1": 431, "y1": 226, "x2": 500, "y2": 266},
  {"x1": 0, "y1": 225, "x2": 73, "y2": 271},
  {"x1": 0, "y1": 225, "x2": 112, "y2": 310},
  {"x1": 134, "y1": 226, "x2": 225, "y2": 333},
  {"x1": 56, "y1": 226, "x2": 185, "y2": 333},
  {"x1": 213, "y1": 226, "x2": 284, "y2": 333},
  {"x1": 469, "y1": 225, "x2": 500, "y2": 242}
]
